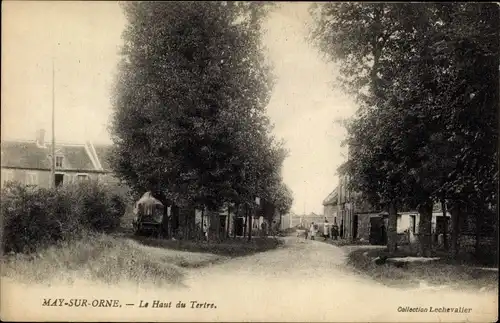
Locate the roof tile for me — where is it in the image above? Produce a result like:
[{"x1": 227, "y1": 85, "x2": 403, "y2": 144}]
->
[{"x1": 1, "y1": 140, "x2": 103, "y2": 171}]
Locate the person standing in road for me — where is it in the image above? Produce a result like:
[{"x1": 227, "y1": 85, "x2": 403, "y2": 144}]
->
[
  {"x1": 332, "y1": 222, "x2": 339, "y2": 240},
  {"x1": 323, "y1": 219, "x2": 329, "y2": 241},
  {"x1": 309, "y1": 222, "x2": 316, "y2": 240},
  {"x1": 203, "y1": 222, "x2": 208, "y2": 242}
]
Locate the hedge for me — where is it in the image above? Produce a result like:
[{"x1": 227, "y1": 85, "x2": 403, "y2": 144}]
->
[{"x1": 1, "y1": 181, "x2": 128, "y2": 254}]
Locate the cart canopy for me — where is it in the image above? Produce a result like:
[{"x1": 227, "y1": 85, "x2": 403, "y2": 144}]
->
[{"x1": 134, "y1": 191, "x2": 164, "y2": 216}]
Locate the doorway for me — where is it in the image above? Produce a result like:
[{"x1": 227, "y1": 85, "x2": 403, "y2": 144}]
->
[
  {"x1": 369, "y1": 216, "x2": 387, "y2": 245},
  {"x1": 234, "y1": 217, "x2": 244, "y2": 236},
  {"x1": 219, "y1": 215, "x2": 226, "y2": 236},
  {"x1": 435, "y1": 216, "x2": 449, "y2": 243},
  {"x1": 55, "y1": 173, "x2": 64, "y2": 187},
  {"x1": 353, "y1": 214, "x2": 358, "y2": 239}
]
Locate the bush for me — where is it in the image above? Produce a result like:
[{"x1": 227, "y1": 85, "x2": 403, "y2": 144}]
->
[
  {"x1": 1, "y1": 184, "x2": 70, "y2": 254},
  {"x1": 63, "y1": 182, "x2": 127, "y2": 232},
  {"x1": 1, "y1": 181, "x2": 127, "y2": 254}
]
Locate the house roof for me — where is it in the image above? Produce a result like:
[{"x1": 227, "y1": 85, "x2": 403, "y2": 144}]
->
[
  {"x1": 1, "y1": 140, "x2": 112, "y2": 172},
  {"x1": 93, "y1": 144, "x2": 113, "y2": 172},
  {"x1": 303, "y1": 212, "x2": 322, "y2": 218},
  {"x1": 322, "y1": 188, "x2": 338, "y2": 206}
]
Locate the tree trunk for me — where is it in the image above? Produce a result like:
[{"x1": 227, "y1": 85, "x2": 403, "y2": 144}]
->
[
  {"x1": 226, "y1": 204, "x2": 231, "y2": 239},
  {"x1": 441, "y1": 199, "x2": 448, "y2": 251},
  {"x1": 248, "y1": 205, "x2": 253, "y2": 242},
  {"x1": 169, "y1": 204, "x2": 179, "y2": 240},
  {"x1": 494, "y1": 203, "x2": 499, "y2": 267},
  {"x1": 155, "y1": 193, "x2": 170, "y2": 239},
  {"x1": 233, "y1": 204, "x2": 239, "y2": 239},
  {"x1": 184, "y1": 208, "x2": 188, "y2": 240},
  {"x1": 212, "y1": 211, "x2": 219, "y2": 242},
  {"x1": 418, "y1": 199, "x2": 433, "y2": 257},
  {"x1": 475, "y1": 208, "x2": 482, "y2": 259},
  {"x1": 160, "y1": 207, "x2": 169, "y2": 239},
  {"x1": 449, "y1": 201, "x2": 461, "y2": 259},
  {"x1": 243, "y1": 205, "x2": 247, "y2": 238},
  {"x1": 387, "y1": 201, "x2": 398, "y2": 253},
  {"x1": 168, "y1": 209, "x2": 172, "y2": 239},
  {"x1": 200, "y1": 207, "x2": 204, "y2": 240},
  {"x1": 494, "y1": 207, "x2": 499, "y2": 267},
  {"x1": 211, "y1": 211, "x2": 216, "y2": 241}
]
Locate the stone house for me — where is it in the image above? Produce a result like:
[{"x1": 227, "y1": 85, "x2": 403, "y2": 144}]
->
[
  {"x1": 323, "y1": 174, "x2": 360, "y2": 240},
  {"x1": 278, "y1": 212, "x2": 294, "y2": 230},
  {"x1": 323, "y1": 175, "x2": 451, "y2": 244},
  {"x1": 297, "y1": 212, "x2": 328, "y2": 229},
  {"x1": 322, "y1": 188, "x2": 338, "y2": 224},
  {"x1": 170, "y1": 198, "x2": 284, "y2": 240},
  {"x1": 1, "y1": 129, "x2": 118, "y2": 189},
  {"x1": 3, "y1": 130, "x2": 290, "y2": 240},
  {"x1": 356, "y1": 210, "x2": 451, "y2": 245}
]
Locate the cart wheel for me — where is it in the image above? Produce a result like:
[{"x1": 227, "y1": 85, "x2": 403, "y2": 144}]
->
[{"x1": 134, "y1": 224, "x2": 142, "y2": 236}]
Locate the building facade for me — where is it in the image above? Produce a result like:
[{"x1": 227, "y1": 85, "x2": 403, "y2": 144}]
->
[
  {"x1": 1, "y1": 130, "x2": 291, "y2": 240},
  {"x1": 322, "y1": 188, "x2": 338, "y2": 225},
  {"x1": 1, "y1": 129, "x2": 117, "y2": 189},
  {"x1": 322, "y1": 175, "x2": 451, "y2": 244}
]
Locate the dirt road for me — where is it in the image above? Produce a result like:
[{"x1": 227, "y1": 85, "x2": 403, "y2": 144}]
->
[{"x1": 2, "y1": 237, "x2": 497, "y2": 322}]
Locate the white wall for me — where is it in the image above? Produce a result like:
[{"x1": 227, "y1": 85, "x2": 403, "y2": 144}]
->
[
  {"x1": 396, "y1": 212, "x2": 451, "y2": 234},
  {"x1": 194, "y1": 209, "x2": 210, "y2": 227},
  {"x1": 397, "y1": 213, "x2": 420, "y2": 234},
  {"x1": 280, "y1": 214, "x2": 291, "y2": 229}
]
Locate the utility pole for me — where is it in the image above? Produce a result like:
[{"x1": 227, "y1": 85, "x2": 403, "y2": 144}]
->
[{"x1": 50, "y1": 58, "x2": 56, "y2": 188}]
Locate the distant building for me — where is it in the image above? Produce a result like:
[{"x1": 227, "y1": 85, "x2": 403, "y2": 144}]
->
[
  {"x1": 296, "y1": 212, "x2": 327, "y2": 228},
  {"x1": 279, "y1": 212, "x2": 294, "y2": 230},
  {"x1": 1, "y1": 129, "x2": 118, "y2": 188},
  {"x1": 322, "y1": 174, "x2": 451, "y2": 244},
  {"x1": 322, "y1": 188, "x2": 338, "y2": 224}
]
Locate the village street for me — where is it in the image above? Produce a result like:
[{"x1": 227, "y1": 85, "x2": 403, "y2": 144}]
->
[{"x1": 3, "y1": 237, "x2": 497, "y2": 322}]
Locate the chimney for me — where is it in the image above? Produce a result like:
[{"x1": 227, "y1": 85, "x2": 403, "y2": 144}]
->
[{"x1": 36, "y1": 129, "x2": 46, "y2": 147}]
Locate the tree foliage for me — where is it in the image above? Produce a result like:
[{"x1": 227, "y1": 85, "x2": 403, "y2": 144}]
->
[
  {"x1": 310, "y1": 3, "x2": 498, "y2": 255},
  {"x1": 110, "y1": 2, "x2": 292, "y2": 220}
]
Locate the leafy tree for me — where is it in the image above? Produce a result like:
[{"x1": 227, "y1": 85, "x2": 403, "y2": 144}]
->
[
  {"x1": 310, "y1": 3, "x2": 428, "y2": 252},
  {"x1": 383, "y1": 3, "x2": 499, "y2": 256},
  {"x1": 272, "y1": 182, "x2": 293, "y2": 215},
  {"x1": 423, "y1": 3, "x2": 499, "y2": 257},
  {"x1": 110, "y1": 1, "x2": 289, "y2": 239},
  {"x1": 310, "y1": 3, "x2": 498, "y2": 256}
]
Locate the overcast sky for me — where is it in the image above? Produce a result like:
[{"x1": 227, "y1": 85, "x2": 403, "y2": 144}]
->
[{"x1": 2, "y1": 1, "x2": 356, "y2": 215}]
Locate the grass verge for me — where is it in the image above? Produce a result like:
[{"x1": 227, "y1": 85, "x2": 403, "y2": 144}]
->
[
  {"x1": 130, "y1": 235, "x2": 284, "y2": 257},
  {"x1": 327, "y1": 239, "x2": 371, "y2": 247},
  {"x1": 1, "y1": 232, "x2": 226, "y2": 287},
  {"x1": 347, "y1": 247, "x2": 498, "y2": 291}
]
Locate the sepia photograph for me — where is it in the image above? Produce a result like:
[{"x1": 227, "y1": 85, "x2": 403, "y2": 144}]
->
[{"x1": 1, "y1": 1, "x2": 498, "y2": 322}]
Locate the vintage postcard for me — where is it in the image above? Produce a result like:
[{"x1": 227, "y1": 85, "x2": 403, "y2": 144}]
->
[{"x1": 1, "y1": 1, "x2": 498, "y2": 322}]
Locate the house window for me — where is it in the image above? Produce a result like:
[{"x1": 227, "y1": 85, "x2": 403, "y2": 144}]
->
[
  {"x1": 2, "y1": 169, "x2": 14, "y2": 186},
  {"x1": 76, "y1": 174, "x2": 89, "y2": 182},
  {"x1": 26, "y1": 172, "x2": 38, "y2": 186},
  {"x1": 56, "y1": 156, "x2": 64, "y2": 167}
]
